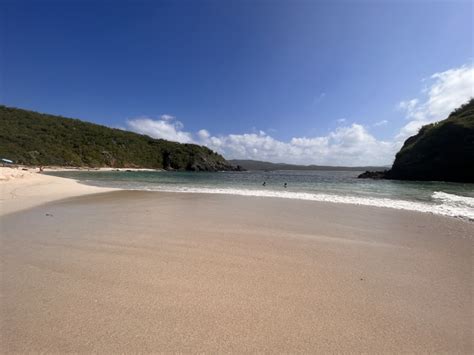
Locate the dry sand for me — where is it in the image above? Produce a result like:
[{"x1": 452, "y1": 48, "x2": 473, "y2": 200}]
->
[
  {"x1": 1, "y1": 187, "x2": 472, "y2": 353},
  {"x1": 0, "y1": 167, "x2": 115, "y2": 216}
]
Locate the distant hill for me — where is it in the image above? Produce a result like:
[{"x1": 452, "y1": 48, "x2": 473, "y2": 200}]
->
[
  {"x1": 0, "y1": 105, "x2": 237, "y2": 171},
  {"x1": 359, "y1": 99, "x2": 474, "y2": 183},
  {"x1": 228, "y1": 159, "x2": 386, "y2": 171}
]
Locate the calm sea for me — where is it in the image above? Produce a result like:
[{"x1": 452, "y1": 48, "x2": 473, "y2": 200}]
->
[{"x1": 46, "y1": 170, "x2": 474, "y2": 220}]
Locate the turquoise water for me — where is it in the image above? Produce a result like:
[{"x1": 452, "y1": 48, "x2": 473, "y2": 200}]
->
[{"x1": 46, "y1": 170, "x2": 474, "y2": 220}]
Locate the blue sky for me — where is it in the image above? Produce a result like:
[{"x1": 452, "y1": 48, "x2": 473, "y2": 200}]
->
[{"x1": 2, "y1": 0, "x2": 473, "y2": 165}]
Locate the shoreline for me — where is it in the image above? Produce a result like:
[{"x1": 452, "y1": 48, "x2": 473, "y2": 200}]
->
[
  {"x1": 42, "y1": 168, "x2": 474, "y2": 222},
  {"x1": 43, "y1": 166, "x2": 163, "y2": 172},
  {"x1": 2, "y1": 167, "x2": 473, "y2": 221},
  {"x1": 121, "y1": 186, "x2": 474, "y2": 222}
]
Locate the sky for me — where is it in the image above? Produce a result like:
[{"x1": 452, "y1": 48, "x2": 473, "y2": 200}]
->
[{"x1": 1, "y1": 0, "x2": 473, "y2": 166}]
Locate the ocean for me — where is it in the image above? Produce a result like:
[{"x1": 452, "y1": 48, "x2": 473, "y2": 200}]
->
[{"x1": 46, "y1": 170, "x2": 474, "y2": 221}]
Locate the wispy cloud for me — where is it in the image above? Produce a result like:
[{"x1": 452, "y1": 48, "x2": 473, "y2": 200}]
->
[
  {"x1": 160, "y1": 114, "x2": 175, "y2": 121},
  {"x1": 314, "y1": 92, "x2": 326, "y2": 104},
  {"x1": 373, "y1": 120, "x2": 388, "y2": 127}
]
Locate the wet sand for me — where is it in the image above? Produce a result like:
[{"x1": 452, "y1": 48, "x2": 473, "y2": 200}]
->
[{"x1": 1, "y1": 191, "x2": 473, "y2": 353}]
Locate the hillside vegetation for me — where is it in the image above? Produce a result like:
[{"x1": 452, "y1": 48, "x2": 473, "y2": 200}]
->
[{"x1": 0, "y1": 105, "x2": 237, "y2": 171}]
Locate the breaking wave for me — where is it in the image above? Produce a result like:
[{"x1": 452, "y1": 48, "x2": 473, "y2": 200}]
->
[
  {"x1": 431, "y1": 191, "x2": 474, "y2": 220},
  {"x1": 137, "y1": 186, "x2": 474, "y2": 221}
]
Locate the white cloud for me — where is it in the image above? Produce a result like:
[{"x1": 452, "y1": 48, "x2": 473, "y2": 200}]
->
[
  {"x1": 397, "y1": 64, "x2": 473, "y2": 140},
  {"x1": 128, "y1": 116, "x2": 394, "y2": 166},
  {"x1": 196, "y1": 124, "x2": 396, "y2": 166},
  {"x1": 125, "y1": 63, "x2": 472, "y2": 167},
  {"x1": 127, "y1": 116, "x2": 193, "y2": 143},
  {"x1": 197, "y1": 129, "x2": 210, "y2": 140}
]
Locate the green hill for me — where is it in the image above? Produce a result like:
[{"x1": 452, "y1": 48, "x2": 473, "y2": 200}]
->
[
  {"x1": 0, "y1": 105, "x2": 238, "y2": 171},
  {"x1": 359, "y1": 99, "x2": 474, "y2": 183}
]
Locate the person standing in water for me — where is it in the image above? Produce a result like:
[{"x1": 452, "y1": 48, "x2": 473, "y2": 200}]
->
[
  {"x1": 284, "y1": 183, "x2": 287, "y2": 188},
  {"x1": 262, "y1": 181, "x2": 266, "y2": 186}
]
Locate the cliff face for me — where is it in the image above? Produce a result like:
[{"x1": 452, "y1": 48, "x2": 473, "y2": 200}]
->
[
  {"x1": 0, "y1": 105, "x2": 238, "y2": 171},
  {"x1": 386, "y1": 99, "x2": 474, "y2": 183}
]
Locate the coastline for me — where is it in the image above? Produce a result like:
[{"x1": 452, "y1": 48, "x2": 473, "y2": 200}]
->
[
  {"x1": 3, "y1": 166, "x2": 474, "y2": 221},
  {"x1": 1, "y1": 189, "x2": 472, "y2": 352}
]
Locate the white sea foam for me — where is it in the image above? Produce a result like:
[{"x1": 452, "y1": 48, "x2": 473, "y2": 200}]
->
[
  {"x1": 138, "y1": 186, "x2": 474, "y2": 221},
  {"x1": 432, "y1": 191, "x2": 474, "y2": 206},
  {"x1": 431, "y1": 191, "x2": 474, "y2": 220}
]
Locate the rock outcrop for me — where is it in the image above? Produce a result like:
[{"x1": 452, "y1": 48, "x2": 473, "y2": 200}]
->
[{"x1": 357, "y1": 170, "x2": 388, "y2": 179}]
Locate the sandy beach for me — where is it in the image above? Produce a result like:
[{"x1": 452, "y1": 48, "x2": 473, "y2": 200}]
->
[{"x1": 0, "y1": 169, "x2": 473, "y2": 353}]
